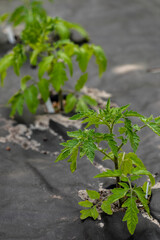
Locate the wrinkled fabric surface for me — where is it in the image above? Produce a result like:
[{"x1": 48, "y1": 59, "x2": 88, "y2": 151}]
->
[{"x1": 0, "y1": 0, "x2": 160, "y2": 239}]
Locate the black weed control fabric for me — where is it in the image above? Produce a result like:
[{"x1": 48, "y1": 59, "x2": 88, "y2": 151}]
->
[
  {"x1": 0, "y1": 0, "x2": 160, "y2": 239},
  {"x1": 0, "y1": 112, "x2": 159, "y2": 240}
]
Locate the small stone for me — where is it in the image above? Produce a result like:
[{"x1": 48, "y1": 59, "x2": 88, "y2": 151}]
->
[
  {"x1": 53, "y1": 151, "x2": 59, "y2": 156},
  {"x1": 43, "y1": 137, "x2": 48, "y2": 142},
  {"x1": 98, "y1": 222, "x2": 104, "y2": 228},
  {"x1": 6, "y1": 146, "x2": 11, "y2": 151}
]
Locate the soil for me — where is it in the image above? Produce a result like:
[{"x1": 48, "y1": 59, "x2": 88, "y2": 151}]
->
[
  {"x1": 46, "y1": 87, "x2": 113, "y2": 114},
  {"x1": 78, "y1": 185, "x2": 152, "y2": 219}
]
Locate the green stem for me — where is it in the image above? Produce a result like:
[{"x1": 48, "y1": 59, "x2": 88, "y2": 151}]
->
[
  {"x1": 128, "y1": 178, "x2": 132, "y2": 191},
  {"x1": 98, "y1": 147, "x2": 114, "y2": 161},
  {"x1": 114, "y1": 156, "x2": 120, "y2": 188},
  {"x1": 58, "y1": 89, "x2": 63, "y2": 111},
  {"x1": 118, "y1": 142, "x2": 124, "y2": 152},
  {"x1": 98, "y1": 115, "x2": 111, "y2": 130}
]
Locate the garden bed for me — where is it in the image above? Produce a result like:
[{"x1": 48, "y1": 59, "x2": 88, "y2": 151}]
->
[{"x1": 0, "y1": 0, "x2": 160, "y2": 239}]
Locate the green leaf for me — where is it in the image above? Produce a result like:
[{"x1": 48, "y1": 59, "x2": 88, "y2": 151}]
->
[
  {"x1": 141, "y1": 120, "x2": 160, "y2": 136},
  {"x1": 90, "y1": 206, "x2": 99, "y2": 220},
  {"x1": 124, "y1": 110, "x2": 143, "y2": 118},
  {"x1": 134, "y1": 187, "x2": 150, "y2": 215},
  {"x1": 80, "y1": 209, "x2": 92, "y2": 220},
  {"x1": 118, "y1": 127, "x2": 126, "y2": 134},
  {"x1": 155, "y1": 116, "x2": 160, "y2": 124},
  {"x1": 106, "y1": 99, "x2": 110, "y2": 112},
  {"x1": 70, "y1": 112, "x2": 89, "y2": 120},
  {"x1": 75, "y1": 95, "x2": 97, "y2": 114},
  {"x1": 62, "y1": 20, "x2": 89, "y2": 39},
  {"x1": 21, "y1": 75, "x2": 32, "y2": 91},
  {"x1": 76, "y1": 98, "x2": 88, "y2": 112},
  {"x1": 101, "y1": 200, "x2": 112, "y2": 215},
  {"x1": 67, "y1": 130, "x2": 83, "y2": 138},
  {"x1": 55, "y1": 138, "x2": 80, "y2": 164},
  {"x1": 104, "y1": 134, "x2": 118, "y2": 157},
  {"x1": 9, "y1": 5, "x2": 26, "y2": 26},
  {"x1": 55, "y1": 21, "x2": 70, "y2": 39},
  {"x1": 78, "y1": 200, "x2": 93, "y2": 208},
  {"x1": 132, "y1": 168, "x2": 155, "y2": 186},
  {"x1": 94, "y1": 169, "x2": 122, "y2": 178},
  {"x1": 119, "y1": 104, "x2": 130, "y2": 113},
  {"x1": 0, "y1": 53, "x2": 13, "y2": 86},
  {"x1": 8, "y1": 92, "x2": 24, "y2": 117},
  {"x1": 119, "y1": 153, "x2": 133, "y2": 175},
  {"x1": 81, "y1": 139, "x2": 97, "y2": 163},
  {"x1": 130, "y1": 175, "x2": 142, "y2": 181},
  {"x1": 75, "y1": 73, "x2": 88, "y2": 91},
  {"x1": 13, "y1": 44, "x2": 27, "y2": 76},
  {"x1": 61, "y1": 139, "x2": 79, "y2": 148},
  {"x1": 122, "y1": 197, "x2": 139, "y2": 235},
  {"x1": 102, "y1": 187, "x2": 129, "y2": 215},
  {"x1": 92, "y1": 45, "x2": 107, "y2": 77},
  {"x1": 50, "y1": 62, "x2": 68, "y2": 92},
  {"x1": 38, "y1": 55, "x2": 54, "y2": 79},
  {"x1": 55, "y1": 148, "x2": 72, "y2": 162},
  {"x1": 68, "y1": 147, "x2": 79, "y2": 172},
  {"x1": 81, "y1": 95, "x2": 97, "y2": 106},
  {"x1": 30, "y1": 48, "x2": 43, "y2": 66},
  {"x1": 118, "y1": 152, "x2": 145, "y2": 176},
  {"x1": 142, "y1": 182, "x2": 151, "y2": 196},
  {"x1": 24, "y1": 85, "x2": 39, "y2": 113},
  {"x1": 126, "y1": 153, "x2": 145, "y2": 169},
  {"x1": 58, "y1": 52, "x2": 73, "y2": 76},
  {"x1": 80, "y1": 207, "x2": 99, "y2": 220},
  {"x1": 64, "y1": 94, "x2": 77, "y2": 113},
  {"x1": 76, "y1": 47, "x2": 90, "y2": 72},
  {"x1": 133, "y1": 124, "x2": 141, "y2": 131},
  {"x1": 118, "y1": 182, "x2": 130, "y2": 189},
  {"x1": 63, "y1": 42, "x2": 76, "y2": 57},
  {"x1": 0, "y1": 13, "x2": 9, "y2": 23},
  {"x1": 38, "y1": 78, "x2": 50, "y2": 102},
  {"x1": 124, "y1": 118, "x2": 140, "y2": 152},
  {"x1": 86, "y1": 190, "x2": 100, "y2": 199}
]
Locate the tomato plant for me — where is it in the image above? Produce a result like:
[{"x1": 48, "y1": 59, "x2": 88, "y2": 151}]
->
[
  {"x1": 0, "y1": 0, "x2": 107, "y2": 116},
  {"x1": 56, "y1": 99, "x2": 160, "y2": 234}
]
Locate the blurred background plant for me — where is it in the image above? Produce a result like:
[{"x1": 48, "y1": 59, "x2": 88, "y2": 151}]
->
[{"x1": 0, "y1": 0, "x2": 107, "y2": 116}]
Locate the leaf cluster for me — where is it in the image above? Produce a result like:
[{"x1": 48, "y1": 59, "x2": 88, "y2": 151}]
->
[
  {"x1": 56, "y1": 99, "x2": 160, "y2": 234},
  {"x1": 0, "y1": 0, "x2": 107, "y2": 116}
]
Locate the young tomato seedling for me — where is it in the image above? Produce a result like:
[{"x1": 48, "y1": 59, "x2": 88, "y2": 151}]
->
[
  {"x1": 0, "y1": 0, "x2": 107, "y2": 116},
  {"x1": 56, "y1": 99, "x2": 160, "y2": 235}
]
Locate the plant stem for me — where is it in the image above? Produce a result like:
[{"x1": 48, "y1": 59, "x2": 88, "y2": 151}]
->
[
  {"x1": 98, "y1": 147, "x2": 114, "y2": 161},
  {"x1": 118, "y1": 142, "x2": 124, "y2": 152},
  {"x1": 58, "y1": 89, "x2": 63, "y2": 111},
  {"x1": 114, "y1": 156, "x2": 120, "y2": 188}
]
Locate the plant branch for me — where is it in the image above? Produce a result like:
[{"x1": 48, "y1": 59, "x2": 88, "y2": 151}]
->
[
  {"x1": 97, "y1": 147, "x2": 114, "y2": 161},
  {"x1": 114, "y1": 156, "x2": 120, "y2": 188},
  {"x1": 118, "y1": 142, "x2": 124, "y2": 152}
]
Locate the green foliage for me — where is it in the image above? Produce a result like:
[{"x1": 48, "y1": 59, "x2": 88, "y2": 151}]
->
[
  {"x1": 0, "y1": 53, "x2": 13, "y2": 86},
  {"x1": 0, "y1": 0, "x2": 107, "y2": 116},
  {"x1": 56, "y1": 100, "x2": 160, "y2": 235},
  {"x1": 23, "y1": 85, "x2": 39, "y2": 113},
  {"x1": 80, "y1": 206, "x2": 99, "y2": 220},
  {"x1": 122, "y1": 196, "x2": 139, "y2": 235},
  {"x1": 75, "y1": 73, "x2": 88, "y2": 91},
  {"x1": 0, "y1": 13, "x2": 9, "y2": 24},
  {"x1": 86, "y1": 189, "x2": 100, "y2": 199},
  {"x1": 50, "y1": 62, "x2": 68, "y2": 92},
  {"x1": 79, "y1": 190, "x2": 100, "y2": 220}
]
